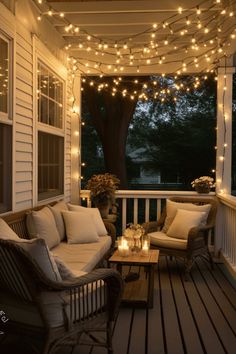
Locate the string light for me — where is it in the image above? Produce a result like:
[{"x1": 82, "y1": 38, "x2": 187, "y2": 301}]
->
[{"x1": 34, "y1": 0, "x2": 236, "y2": 76}]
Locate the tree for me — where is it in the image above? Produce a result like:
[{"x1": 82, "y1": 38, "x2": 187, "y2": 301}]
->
[
  {"x1": 82, "y1": 77, "x2": 141, "y2": 188},
  {"x1": 128, "y1": 76, "x2": 216, "y2": 187}
]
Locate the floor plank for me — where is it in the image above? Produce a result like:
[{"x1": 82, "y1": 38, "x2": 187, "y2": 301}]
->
[{"x1": 167, "y1": 258, "x2": 204, "y2": 354}]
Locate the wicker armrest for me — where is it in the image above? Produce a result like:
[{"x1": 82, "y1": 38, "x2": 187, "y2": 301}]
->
[
  {"x1": 142, "y1": 220, "x2": 163, "y2": 234},
  {"x1": 104, "y1": 221, "x2": 116, "y2": 248},
  {"x1": 187, "y1": 225, "x2": 214, "y2": 248}
]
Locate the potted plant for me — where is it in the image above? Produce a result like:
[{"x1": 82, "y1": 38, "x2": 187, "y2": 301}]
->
[
  {"x1": 86, "y1": 173, "x2": 120, "y2": 217},
  {"x1": 191, "y1": 176, "x2": 215, "y2": 194}
]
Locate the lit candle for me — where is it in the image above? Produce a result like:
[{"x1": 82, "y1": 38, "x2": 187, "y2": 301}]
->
[
  {"x1": 118, "y1": 238, "x2": 130, "y2": 256},
  {"x1": 141, "y1": 240, "x2": 149, "y2": 256}
]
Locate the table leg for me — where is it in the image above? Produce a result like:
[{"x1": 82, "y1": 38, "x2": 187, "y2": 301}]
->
[{"x1": 147, "y1": 265, "x2": 154, "y2": 308}]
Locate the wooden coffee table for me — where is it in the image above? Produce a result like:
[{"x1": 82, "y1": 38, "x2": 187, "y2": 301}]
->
[{"x1": 109, "y1": 249, "x2": 159, "y2": 308}]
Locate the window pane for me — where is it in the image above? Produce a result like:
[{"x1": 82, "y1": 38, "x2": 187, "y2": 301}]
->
[
  {"x1": 38, "y1": 131, "x2": 64, "y2": 201},
  {"x1": 232, "y1": 74, "x2": 236, "y2": 195},
  {"x1": 0, "y1": 36, "x2": 9, "y2": 114},
  {"x1": 0, "y1": 123, "x2": 12, "y2": 212},
  {"x1": 37, "y1": 62, "x2": 63, "y2": 129}
]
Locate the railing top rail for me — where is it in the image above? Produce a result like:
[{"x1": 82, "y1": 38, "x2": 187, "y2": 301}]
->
[{"x1": 80, "y1": 189, "x2": 216, "y2": 199}]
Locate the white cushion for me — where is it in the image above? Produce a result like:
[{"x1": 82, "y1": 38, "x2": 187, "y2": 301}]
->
[
  {"x1": 149, "y1": 231, "x2": 187, "y2": 250},
  {"x1": 68, "y1": 204, "x2": 107, "y2": 236},
  {"x1": 162, "y1": 199, "x2": 211, "y2": 233},
  {"x1": 62, "y1": 211, "x2": 99, "y2": 244},
  {"x1": 52, "y1": 236, "x2": 112, "y2": 272},
  {"x1": 15, "y1": 238, "x2": 61, "y2": 281},
  {"x1": 166, "y1": 209, "x2": 207, "y2": 240},
  {"x1": 26, "y1": 207, "x2": 61, "y2": 250},
  {"x1": 49, "y1": 201, "x2": 68, "y2": 241},
  {"x1": 0, "y1": 218, "x2": 21, "y2": 240}
]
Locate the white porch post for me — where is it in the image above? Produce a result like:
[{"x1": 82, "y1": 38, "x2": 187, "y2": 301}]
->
[
  {"x1": 70, "y1": 73, "x2": 81, "y2": 203},
  {"x1": 215, "y1": 63, "x2": 235, "y2": 255},
  {"x1": 216, "y1": 66, "x2": 234, "y2": 194}
]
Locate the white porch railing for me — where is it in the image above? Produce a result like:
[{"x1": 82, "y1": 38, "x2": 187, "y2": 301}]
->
[
  {"x1": 215, "y1": 194, "x2": 236, "y2": 277},
  {"x1": 80, "y1": 189, "x2": 215, "y2": 232},
  {"x1": 80, "y1": 189, "x2": 236, "y2": 277}
]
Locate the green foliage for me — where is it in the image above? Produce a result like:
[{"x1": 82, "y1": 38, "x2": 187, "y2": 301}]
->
[{"x1": 127, "y1": 76, "x2": 216, "y2": 188}]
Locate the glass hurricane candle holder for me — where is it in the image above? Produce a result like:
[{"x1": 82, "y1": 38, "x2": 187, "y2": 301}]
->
[
  {"x1": 118, "y1": 236, "x2": 130, "y2": 257},
  {"x1": 141, "y1": 235, "x2": 150, "y2": 256}
]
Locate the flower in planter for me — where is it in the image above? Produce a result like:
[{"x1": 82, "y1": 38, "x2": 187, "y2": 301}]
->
[
  {"x1": 124, "y1": 223, "x2": 145, "y2": 239},
  {"x1": 191, "y1": 176, "x2": 215, "y2": 193},
  {"x1": 86, "y1": 173, "x2": 120, "y2": 216}
]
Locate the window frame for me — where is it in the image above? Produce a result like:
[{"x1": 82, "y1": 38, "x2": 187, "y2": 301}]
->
[
  {"x1": 0, "y1": 31, "x2": 13, "y2": 122},
  {"x1": 37, "y1": 60, "x2": 64, "y2": 130},
  {"x1": 0, "y1": 29, "x2": 13, "y2": 214},
  {"x1": 35, "y1": 46, "x2": 67, "y2": 203}
]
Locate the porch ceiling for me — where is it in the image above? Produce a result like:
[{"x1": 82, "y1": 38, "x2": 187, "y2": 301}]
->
[{"x1": 37, "y1": 1, "x2": 236, "y2": 75}]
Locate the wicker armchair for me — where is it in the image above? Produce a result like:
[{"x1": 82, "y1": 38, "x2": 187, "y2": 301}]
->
[
  {"x1": 0, "y1": 239, "x2": 123, "y2": 354},
  {"x1": 142, "y1": 196, "x2": 218, "y2": 278}
]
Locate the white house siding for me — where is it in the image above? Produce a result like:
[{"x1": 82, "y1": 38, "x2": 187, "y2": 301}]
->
[
  {"x1": 15, "y1": 25, "x2": 33, "y2": 210},
  {"x1": 0, "y1": 1, "x2": 79, "y2": 213}
]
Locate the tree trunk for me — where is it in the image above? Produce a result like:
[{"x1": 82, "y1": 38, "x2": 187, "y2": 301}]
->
[{"x1": 83, "y1": 78, "x2": 138, "y2": 188}]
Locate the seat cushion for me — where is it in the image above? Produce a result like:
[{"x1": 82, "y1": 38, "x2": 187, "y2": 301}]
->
[
  {"x1": 166, "y1": 209, "x2": 207, "y2": 239},
  {"x1": 26, "y1": 207, "x2": 61, "y2": 249},
  {"x1": 0, "y1": 218, "x2": 21, "y2": 241},
  {"x1": 49, "y1": 201, "x2": 68, "y2": 241},
  {"x1": 62, "y1": 211, "x2": 99, "y2": 244},
  {"x1": 162, "y1": 199, "x2": 211, "y2": 233},
  {"x1": 68, "y1": 204, "x2": 107, "y2": 236},
  {"x1": 51, "y1": 235, "x2": 112, "y2": 272},
  {"x1": 148, "y1": 231, "x2": 187, "y2": 250}
]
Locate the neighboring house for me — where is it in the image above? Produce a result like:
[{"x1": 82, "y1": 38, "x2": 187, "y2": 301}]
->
[
  {"x1": 0, "y1": 0, "x2": 80, "y2": 214},
  {"x1": 127, "y1": 147, "x2": 161, "y2": 185}
]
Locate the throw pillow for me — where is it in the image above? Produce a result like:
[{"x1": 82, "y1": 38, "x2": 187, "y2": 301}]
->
[
  {"x1": 49, "y1": 201, "x2": 68, "y2": 241},
  {"x1": 62, "y1": 211, "x2": 99, "y2": 244},
  {"x1": 16, "y1": 238, "x2": 61, "y2": 281},
  {"x1": 166, "y1": 209, "x2": 207, "y2": 240},
  {"x1": 26, "y1": 207, "x2": 60, "y2": 250},
  {"x1": 52, "y1": 254, "x2": 78, "y2": 280},
  {"x1": 68, "y1": 204, "x2": 107, "y2": 236},
  {"x1": 162, "y1": 199, "x2": 211, "y2": 233},
  {"x1": 0, "y1": 218, "x2": 21, "y2": 241}
]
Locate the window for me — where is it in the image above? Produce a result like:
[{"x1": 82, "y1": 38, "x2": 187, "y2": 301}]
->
[
  {"x1": 232, "y1": 74, "x2": 236, "y2": 195},
  {"x1": 37, "y1": 60, "x2": 64, "y2": 201},
  {"x1": 0, "y1": 34, "x2": 10, "y2": 118},
  {"x1": 37, "y1": 62, "x2": 63, "y2": 128},
  {"x1": 38, "y1": 132, "x2": 64, "y2": 201},
  {"x1": 0, "y1": 123, "x2": 12, "y2": 212},
  {"x1": 0, "y1": 32, "x2": 12, "y2": 213}
]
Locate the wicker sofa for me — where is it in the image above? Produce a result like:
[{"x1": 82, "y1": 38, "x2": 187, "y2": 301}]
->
[{"x1": 0, "y1": 201, "x2": 122, "y2": 354}]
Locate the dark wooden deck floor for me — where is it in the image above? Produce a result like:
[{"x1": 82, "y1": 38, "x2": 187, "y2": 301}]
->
[
  {"x1": 1, "y1": 256, "x2": 235, "y2": 354},
  {"x1": 73, "y1": 256, "x2": 236, "y2": 354}
]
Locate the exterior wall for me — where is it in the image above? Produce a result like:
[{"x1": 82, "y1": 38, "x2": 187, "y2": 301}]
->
[{"x1": 0, "y1": 1, "x2": 80, "y2": 213}]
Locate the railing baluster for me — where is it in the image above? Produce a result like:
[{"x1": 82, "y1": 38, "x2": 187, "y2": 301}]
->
[
  {"x1": 122, "y1": 198, "x2": 127, "y2": 232},
  {"x1": 133, "y1": 198, "x2": 138, "y2": 224},
  {"x1": 145, "y1": 198, "x2": 150, "y2": 222},
  {"x1": 157, "y1": 199, "x2": 161, "y2": 220}
]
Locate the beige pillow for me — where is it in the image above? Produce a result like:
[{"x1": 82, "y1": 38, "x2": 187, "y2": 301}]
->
[
  {"x1": 26, "y1": 207, "x2": 60, "y2": 250},
  {"x1": 167, "y1": 209, "x2": 207, "y2": 240},
  {"x1": 15, "y1": 238, "x2": 61, "y2": 281},
  {"x1": 68, "y1": 204, "x2": 107, "y2": 236},
  {"x1": 162, "y1": 199, "x2": 211, "y2": 233},
  {"x1": 62, "y1": 211, "x2": 99, "y2": 244},
  {"x1": 49, "y1": 201, "x2": 68, "y2": 241},
  {"x1": 0, "y1": 218, "x2": 21, "y2": 241}
]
